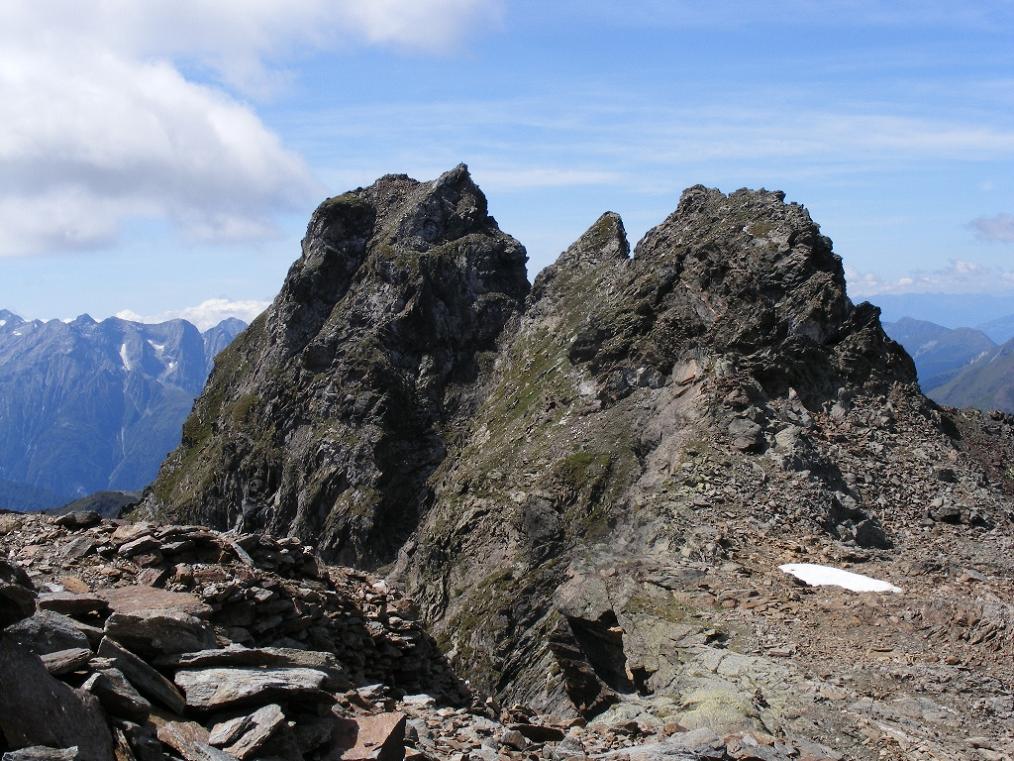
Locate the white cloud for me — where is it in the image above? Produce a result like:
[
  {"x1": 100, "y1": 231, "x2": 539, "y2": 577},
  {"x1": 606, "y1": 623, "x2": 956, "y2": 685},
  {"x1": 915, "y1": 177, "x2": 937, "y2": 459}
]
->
[
  {"x1": 0, "y1": 1, "x2": 500, "y2": 256},
  {"x1": 116, "y1": 298, "x2": 270, "y2": 331},
  {"x1": 970, "y1": 213, "x2": 1014, "y2": 243},
  {"x1": 846, "y1": 260, "x2": 1014, "y2": 297}
]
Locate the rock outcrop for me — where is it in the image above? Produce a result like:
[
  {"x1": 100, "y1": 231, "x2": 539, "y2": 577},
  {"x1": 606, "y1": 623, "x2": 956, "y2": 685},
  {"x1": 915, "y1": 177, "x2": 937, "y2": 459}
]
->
[
  {"x1": 145, "y1": 166, "x2": 528, "y2": 566},
  {"x1": 139, "y1": 169, "x2": 1014, "y2": 758}
]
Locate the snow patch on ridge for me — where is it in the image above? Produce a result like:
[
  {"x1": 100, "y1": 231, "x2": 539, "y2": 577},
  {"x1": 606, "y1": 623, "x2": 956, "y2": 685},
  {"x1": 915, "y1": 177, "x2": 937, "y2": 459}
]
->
[{"x1": 779, "y1": 563, "x2": 902, "y2": 593}]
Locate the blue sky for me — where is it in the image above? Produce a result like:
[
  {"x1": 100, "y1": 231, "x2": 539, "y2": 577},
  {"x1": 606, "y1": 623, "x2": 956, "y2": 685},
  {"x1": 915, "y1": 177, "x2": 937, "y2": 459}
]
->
[{"x1": 2, "y1": 1, "x2": 1014, "y2": 328}]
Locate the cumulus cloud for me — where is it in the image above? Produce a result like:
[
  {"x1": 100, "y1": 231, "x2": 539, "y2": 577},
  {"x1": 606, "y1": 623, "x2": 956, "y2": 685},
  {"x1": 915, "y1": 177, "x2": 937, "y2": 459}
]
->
[
  {"x1": 846, "y1": 260, "x2": 1014, "y2": 297},
  {"x1": 970, "y1": 213, "x2": 1014, "y2": 243},
  {"x1": 116, "y1": 298, "x2": 270, "y2": 331},
  {"x1": 0, "y1": 0, "x2": 500, "y2": 256}
]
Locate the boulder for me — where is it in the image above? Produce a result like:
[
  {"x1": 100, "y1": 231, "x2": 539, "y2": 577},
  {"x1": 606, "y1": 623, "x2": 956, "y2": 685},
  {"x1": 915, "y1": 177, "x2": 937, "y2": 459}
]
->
[
  {"x1": 0, "y1": 634, "x2": 114, "y2": 761},
  {"x1": 54, "y1": 511, "x2": 101, "y2": 529}
]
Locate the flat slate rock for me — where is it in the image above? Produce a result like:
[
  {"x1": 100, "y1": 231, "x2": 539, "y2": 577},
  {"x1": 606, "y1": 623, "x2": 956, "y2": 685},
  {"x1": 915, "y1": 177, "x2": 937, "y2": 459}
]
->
[
  {"x1": 37, "y1": 592, "x2": 109, "y2": 618},
  {"x1": 0, "y1": 634, "x2": 114, "y2": 761},
  {"x1": 104, "y1": 609, "x2": 215, "y2": 657},
  {"x1": 97, "y1": 637, "x2": 187, "y2": 714},
  {"x1": 41, "y1": 648, "x2": 93, "y2": 676},
  {"x1": 333, "y1": 712, "x2": 406, "y2": 761},
  {"x1": 174, "y1": 666, "x2": 328, "y2": 711},
  {"x1": 1, "y1": 748, "x2": 80, "y2": 761},
  {"x1": 101, "y1": 587, "x2": 213, "y2": 655},
  {"x1": 100, "y1": 585, "x2": 211, "y2": 617},
  {"x1": 161, "y1": 645, "x2": 350, "y2": 690}
]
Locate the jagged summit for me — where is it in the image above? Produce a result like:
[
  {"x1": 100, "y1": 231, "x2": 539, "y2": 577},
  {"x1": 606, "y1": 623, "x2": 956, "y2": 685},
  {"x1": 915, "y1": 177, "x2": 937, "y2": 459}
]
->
[
  {"x1": 144, "y1": 166, "x2": 529, "y2": 565},
  {"x1": 140, "y1": 170, "x2": 1014, "y2": 757}
]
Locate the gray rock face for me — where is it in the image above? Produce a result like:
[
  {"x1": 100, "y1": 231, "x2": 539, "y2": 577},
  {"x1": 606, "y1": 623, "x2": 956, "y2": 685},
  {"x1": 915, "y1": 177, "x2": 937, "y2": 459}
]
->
[{"x1": 143, "y1": 164, "x2": 530, "y2": 566}]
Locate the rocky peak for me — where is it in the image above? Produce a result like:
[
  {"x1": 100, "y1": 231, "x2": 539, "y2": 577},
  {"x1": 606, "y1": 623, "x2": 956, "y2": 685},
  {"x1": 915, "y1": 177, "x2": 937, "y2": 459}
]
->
[
  {"x1": 141, "y1": 173, "x2": 1014, "y2": 758},
  {"x1": 144, "y1": 166, "x2": 529, "y2": 566}
]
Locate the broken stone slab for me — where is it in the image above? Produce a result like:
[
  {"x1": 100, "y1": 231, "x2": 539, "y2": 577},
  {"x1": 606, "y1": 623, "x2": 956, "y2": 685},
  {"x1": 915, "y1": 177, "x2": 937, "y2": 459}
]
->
[
  {"x1": 37, "y1": 592, "x2": 110, "y2": 618},
  {"x1": 118, "y1": 535, "x2": 161, "y2": 557},
  {"x1": 54, "y1": 511, "x2": 101, "y2": 529},
  {"x1": 82, "y1": 668, "x2": 152, "y2": 722},
  {"x1": 332, "y1": 712, "x2": 406, "y2": 761},
  {"x1": 58, "y1": 537, "x2": 96, "y2": 561},
  {"x1": 0, "y1": 558, "x2": 36, "y2": 628},
  {"x1": 6, "y1": 610, "x2": 92, "y2": 655},
  {"x1": 158, "y1": 644, "x2": 351, "y2": 690},
  {"x1": 102, "y1": 588, "x2": 215, "y2": 656},
  {"x1": 41, "y1": 647, "x2": 93, "y2": 675},
  {"x1": 101, "y1": 585, "x2": 211, "y2": 618},
  {"x1": 97, "y1": 637, "x2": 187, "y2": 715},
  {"x1": 1, "y1": 748, "x2": 80, "y2": 761},
  {"x1": 174, "y1": 666, "x2": 329, "y2": 711},
  {"x1": 110, "y1": 523, "x2": 155, "y2": 546},
  {"x1": 151, "y1": 718, "x2": 235, "y2": 761},
  {"x1": 211, "y1": 704, "x2": 286, "y2": 759},
  {"x1": 0, "y1": 634, "x2": 114, "y2": 761}
]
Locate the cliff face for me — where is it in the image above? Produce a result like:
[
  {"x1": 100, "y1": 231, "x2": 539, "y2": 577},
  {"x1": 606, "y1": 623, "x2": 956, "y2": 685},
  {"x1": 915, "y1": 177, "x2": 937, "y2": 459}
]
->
[
  {"x1": 145, "y1": 166, "x2": 529, "y2": 566},
  {"x1": 143, "y1": 169, "x2": 1014, "y2": 757}
]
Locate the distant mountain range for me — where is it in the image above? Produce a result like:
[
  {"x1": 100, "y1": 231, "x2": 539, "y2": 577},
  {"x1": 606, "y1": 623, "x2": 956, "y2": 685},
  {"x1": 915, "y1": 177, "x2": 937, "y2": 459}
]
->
[
  {"x1": 871, "y1": 293, "x2": 1014, "y2": 341},
  {"x1": 0, "y1": 309, "x2": 245, "y2": 510},
  {"x1": 883, "y1": 316, "x2": 1014, "y2": 413}
]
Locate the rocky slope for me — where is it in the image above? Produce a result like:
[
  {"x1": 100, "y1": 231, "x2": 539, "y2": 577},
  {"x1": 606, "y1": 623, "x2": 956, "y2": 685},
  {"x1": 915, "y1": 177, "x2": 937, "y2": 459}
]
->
[
  {"x1": 0, "y1": 312, "x2": 246, "y2": 509},
  {"x1": 1, "y1": 511, "x2": 828, "y2": 761},
  {"x1": 141, "y1": 169, "x2": 1014, "y2": 759}
]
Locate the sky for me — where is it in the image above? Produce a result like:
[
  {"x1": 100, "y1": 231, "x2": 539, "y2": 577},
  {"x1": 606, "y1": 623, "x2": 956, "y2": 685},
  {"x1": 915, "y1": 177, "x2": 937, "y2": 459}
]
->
[{"x1": 2, "y1": 1, "x2": 1014, "y2": 329}]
